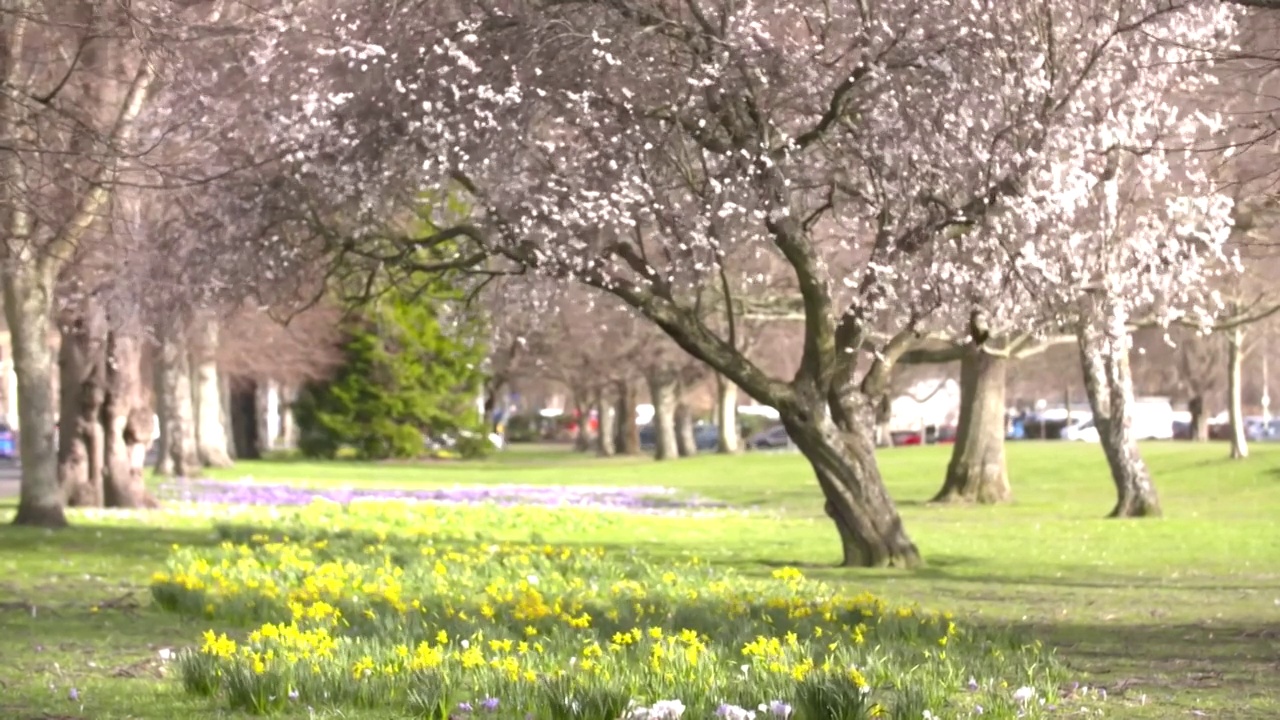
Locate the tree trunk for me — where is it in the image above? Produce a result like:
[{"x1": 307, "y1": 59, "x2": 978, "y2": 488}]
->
[
  {"x1": 780, "y1": 394, "x2": 920, "y2": 568},
  {"x1": 57, "y1": 300, "x2": 108, "y2": 507},
  {"x1": 933, "y1": 347, "x2": 1011, "y2": 504},
  {"x1": 615, "y1": 379, "x2": 640, "y2": 455},
  {"x1": 675, "y1": 397, "x2": 697, "y2": 457},
  {"x1": 255, "y1": 379, "x2": 275, "y2": 455},
  {"x1": 873, "y1": 395, "x2": 893, "y2": 448},
  {"x1": 220, "y1": 372, "x2": 236, "y2": 460},
  {"x1": 230, "y1": 382, "x2": 261, "y2": 460},
  {"x1": 647, "y1": 371, "x2": 679, "y2": 460},
  {"x1": 1227, "y1": 325, "x2": 1248, "y2": 460},
  {"x1": 595, "y1": 388, "x2": 616, "y2": 457},
  {"x1": 572, "y1": 395, "x2": 592, "y2": 452},
  {"x1": 279, "y1": 384, "x2": 297, "y2": 449},
  {"x1": 152, "y1": 361, "x2": 172, "y2": 476},
  {"x1": 154, "y1": 317, "x2": 200, "y2": 477},
  {"x1": 189, "y1": 312, "x2": 232, "y2": 468},
  {"x1": 102, "y1": 330, "x2": 155, "y2": 508},
  {"x1": 3, "y1": 265, "x2": 67, "y2": 527},
  {"x1": 1188, "y1": 395, "x2": 1209, "y2": 442},
  {"x1": 1078, "y1": 314, "x2": 1162, "y2": 517},
  {"x1": 714, "y1": 374, "x2": 739, "y2": 453}
]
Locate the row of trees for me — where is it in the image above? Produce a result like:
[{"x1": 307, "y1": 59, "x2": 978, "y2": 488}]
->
[
  {"x1": 260, "y1": 0, "x2": 1268, "y2": 569},
  {"x1": 5, "y1": 0, "x2": 1280, "y2": 569}
]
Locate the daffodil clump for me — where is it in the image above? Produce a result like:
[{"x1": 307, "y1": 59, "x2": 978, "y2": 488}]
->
[{"x1": 151, "y1": 503, "x2": 1070, "y2": 718}]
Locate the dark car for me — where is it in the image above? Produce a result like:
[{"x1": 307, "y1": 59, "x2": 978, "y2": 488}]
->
[
  {"x1": 639, "y1": 423, "x2": 722, "y2": 453},
  {"x1": 746, "y1": 424, "x2": 792, "y2": 450},
  {"x1": 693, "y1": 424, "x2": 719, "y2": 451}
]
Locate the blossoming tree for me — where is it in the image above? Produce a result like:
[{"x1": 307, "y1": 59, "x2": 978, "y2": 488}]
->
[{"x1": 260, "y1": 0, "x2": 1239, "y2": 565}]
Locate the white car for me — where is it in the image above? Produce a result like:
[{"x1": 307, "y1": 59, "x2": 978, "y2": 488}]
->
[{"x1": 1061, "y1": 418, "x2": 1100, "y2": 442}]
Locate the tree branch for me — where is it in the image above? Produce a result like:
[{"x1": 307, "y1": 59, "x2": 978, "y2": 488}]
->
[{"x1": 41, "y1": 59, "x2": 158, "y2": 273}]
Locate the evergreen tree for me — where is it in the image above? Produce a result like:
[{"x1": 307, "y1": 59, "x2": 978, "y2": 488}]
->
[{"x1": 294, "y1": 276, "x2": 489, "y2": 460}]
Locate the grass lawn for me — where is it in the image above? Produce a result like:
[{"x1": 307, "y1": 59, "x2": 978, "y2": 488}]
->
[{"x1": 1, "y1": 441, "x2": 1277, "y2": 718}]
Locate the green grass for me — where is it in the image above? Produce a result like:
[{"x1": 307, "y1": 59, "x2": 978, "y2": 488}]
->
[{"x1": 1, "y1": 441, "x2": 1278, "y2": 718}]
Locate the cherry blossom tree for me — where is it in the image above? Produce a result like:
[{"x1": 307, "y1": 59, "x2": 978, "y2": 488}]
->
[
  {"x1": 258, "y1": 0, "x2": 1241, "y2": 565},
  {"x1": 0, "y1": 0, "x2": 282, "y2": 526}
]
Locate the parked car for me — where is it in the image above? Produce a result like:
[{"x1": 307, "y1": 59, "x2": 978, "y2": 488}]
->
[
  {"x1": 1207, "y1": 417, "x2": 1269, "y2": 441},
  {"x1": 746, "y1": 424, "x2": 792, "y2": 450},
  {"x1": 639, "y1": 423, "x2": 723, "y2": 452},
  {"x1": 1061, "y1": 418, "x2": 1101, "y2": 442},
  {"x1": 693, "y1": 424, "x2": 720, "y2": 451},
  {"x1": 890, "y1": 430, "x2": 923, "y2": 446}
]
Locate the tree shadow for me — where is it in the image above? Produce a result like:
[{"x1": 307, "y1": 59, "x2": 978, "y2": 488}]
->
[{"x1": 3, "y1": 514, "x2": 1278, "y2": 717}]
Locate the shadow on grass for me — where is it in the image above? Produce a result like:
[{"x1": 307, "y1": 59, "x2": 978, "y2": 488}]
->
[{"x1": 4, "y1": 515, "x2": 1278, "y2": 718}]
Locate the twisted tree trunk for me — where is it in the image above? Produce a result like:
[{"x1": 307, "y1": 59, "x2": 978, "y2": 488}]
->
[
  {"x1": 780, "y1": 390, "x2": 920, "y2": 567},
  {"x1": 933, "y1": 346, "x2": 1011, "y2": 504},
  {"x1": 57, "y1": 299, "x2": 108, "y2": 507},
  {"x1": 102, "y1": 329, "x2": 155, "y2": 508},
  {"x1": 1078, "y1": 311, "x2": 1161, "y2": 517}
]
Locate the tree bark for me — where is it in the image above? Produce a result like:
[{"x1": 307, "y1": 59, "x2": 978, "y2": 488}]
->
[
  {"x1": 714, "y1": 374, "x2": 739, "y2": 453},
  {"x1": 615, "y1": 379, "x2": 640, "y2": 455},
  {"x1": 647, "y1": 371, "x2": 679, "y2": 461},
  {"x1": 57, "y1": 300, "x2": 108, "y2": 507},
  {"x1": 153, "y1": 317, "x2": 200, "y2": 477},
  {"x1": 220, "y1": 372, "x2": 236, "y2": 460},
  {"x1": 1188, "y1": 394, "x2": 1209, "y2": 442},
  {"x1": 873, "y1": 394, "x2": 893, "y2": 448},
  {"x1": 102, "y1": 330, "x2": 155, "y2": 508},
  {"x1": 254, "y1": 379, "x2": 275, "y2": 455},
  {"x1": 152, "y1": 362, "x2": 172, "y2": 476},
  {"x1": 278, "y1": 384, "x2": 297, "y2": 449},
  {"x1": 572, "y1": 394, "x2": 592, "y2": 452},
  {"x1": 675, "y1": 395, "x2": 697, "y2": 457},
  {"x1": 3, "y1": 265, "x2": 67, "y2": 527},
  {"x1": 595, "y1": 387, "x2": 616, "y2": 457},
  {"x1": 1078, "y1": 312, "x2": 1162, "y2": 517},
  {"x1": 230, "y1": 382, "x2": 261, "y2": 460},
  {"x1": 780, "y1": 393, "x2": 920, "y2": 568},
  {"x1": 189, "y1": 312, "x2": 233, "y2": 468},
  {"x1": 933, "y1": 347, "x2": 1011, "y2": 504},
  {"x1": 1227, "y1": 325, "x2": 1248, "y2": 460}
]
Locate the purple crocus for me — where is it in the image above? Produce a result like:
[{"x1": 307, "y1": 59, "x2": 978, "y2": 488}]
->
[{"x1": 155, "y1": 480, "x2": 730, "y2": 516}]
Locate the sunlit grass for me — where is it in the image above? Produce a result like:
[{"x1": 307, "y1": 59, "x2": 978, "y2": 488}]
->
[{"x1": 1, "y1": 440, "x2": 1277, "y2": 718}]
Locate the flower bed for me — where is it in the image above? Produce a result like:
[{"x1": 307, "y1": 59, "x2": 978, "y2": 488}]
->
[
  {"x1": 155, "y1": 480, "x2": 731, "y2": 515},
  {"x1": 150, "y1": 503, "x2": 1086, "y2": 718}
]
